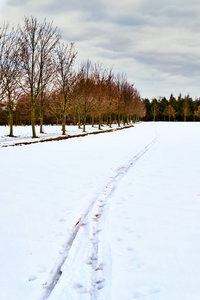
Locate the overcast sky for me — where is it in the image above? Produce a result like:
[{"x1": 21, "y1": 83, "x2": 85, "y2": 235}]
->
[{"x1": 1, "y1": 0, "x2": 200, "y2": 99}]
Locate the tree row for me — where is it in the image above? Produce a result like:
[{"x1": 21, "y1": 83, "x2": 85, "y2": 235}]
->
[
  {"x1": 0, "y1": 16, "x2": 145, "y2": 137},
  {"x1": 143, "y1": 94, "x2": 200, "y2": 121}
]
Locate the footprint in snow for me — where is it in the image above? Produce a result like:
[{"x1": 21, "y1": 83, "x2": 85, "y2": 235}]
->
[
  {"x1": 28, "y1": 275, "x2": 37, "y2": 282},
  {"x1": 59, "y1": 218, "x2": 67, "y2": 222},
  {"x1": 74, "y1": 283, "x2": 87, "y2": 294}
]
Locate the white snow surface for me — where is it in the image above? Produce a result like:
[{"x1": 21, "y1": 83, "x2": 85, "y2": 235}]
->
[{"x1": 0, "y1": 122, "x2": 200, "y2": 300}]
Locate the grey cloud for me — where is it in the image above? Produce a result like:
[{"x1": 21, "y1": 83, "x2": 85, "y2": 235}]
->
[
  {"x1": 110, "y1": 14, "x2": 149, "y2": 27},
  {"x1": 7, "y1": 0, "x2": 30, "y2": 4},
  {"x1": 38, "y1": 0, "x2": 105, "y2": 16},
  {"x1": 2, "y1": 0, "x2": 200, "y2": 98},
  {"x1": 134, "y1": 50, "x2": 200, "y2": 79},
  {"x1": 61, "y1": 23, "x2": 105, "y2": 43}
]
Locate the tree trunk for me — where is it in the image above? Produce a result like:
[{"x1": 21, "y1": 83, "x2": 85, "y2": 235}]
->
[
  {"x1": 73, "y1": 110, "x2": 76, "y2": 126},
  {"x1": 127, "y1": 114, "x2": 129, "y2": 125},
  {"x1": 40, "y1": 112, "x2": 44, "y2": 133},
  {"x1": 83, "y1": 98, "x2": 87, "y2": 132},
  {"x1": 123, "y1": 114, "x2": 125, "y2": 126},
  {"x1": 40, "y1": 101, "x2": 44, "y2": 133},
  {"x1": 62, "y1": 112, "x2": 66, "y2": 135},
  {"x1": 8, "y1": 107, "x2": 14, "y2": 137},
  {"x1": 31, "y1": 102, "x2": 37, "y2": 138},
  {"x1": 98, "y1": 112, "x2": 101, "y2": 130},
  {"x1": 62, "y1": 96, "x2": 67, "y2": 135},
  {"x1": 118, "y1": 113, "x2": 121, "y2": 127},
  {"x1": 78, "y1": 111, "x2": 81, "y2": 129},
  {"x1": 83, "y1": 113, "x2": 86, "y2": 132},
  {"x1": 109, "y1": 113, "x2": 112, "y2": 128},
  {"x1": 40, "y1": 90, "x2": 45, "y2": 133}
]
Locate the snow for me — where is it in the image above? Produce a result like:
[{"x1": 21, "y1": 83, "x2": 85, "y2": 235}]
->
[
  {"x1": 0, "y1": 122, "x2": 200, "y2": 299},
  {"x1": 0, "y1": 124, "x2": 120, "y2": 147}
]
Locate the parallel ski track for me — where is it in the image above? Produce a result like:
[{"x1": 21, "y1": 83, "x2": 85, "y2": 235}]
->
[{"x1": 40, "y1": 128, "x2": 158, "y2": 300}]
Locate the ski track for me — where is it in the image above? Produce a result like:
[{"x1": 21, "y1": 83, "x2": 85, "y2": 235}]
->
[{"x1": 40, "y1": 126, "x2": 158, "y2": 300}]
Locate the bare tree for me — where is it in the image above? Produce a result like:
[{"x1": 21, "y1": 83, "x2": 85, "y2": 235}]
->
[
  {"x1": 69, "y1": 76, "x2": 84, "y2": 129},
  {"x1": 115, "y1": 73, "x2": 127, "y2": 126},
  {"x1": 18, "y1": 16, "x2": 60, "y2": 137},
  {"x1": 0, "y1": 22, "x2": 10, "y2": 100},
  {"x1": 121, "y1": 81, "x2": 135, "y2": 125},
  {"x1": 15, "y1": 93, "x2": 31, "y2": 125},
  {"x1": 38, "y1": 23, "x2": 60, "y2": 133},
  {"x1": 129, "y1": 88, "x2": 145, "y2": 122},
  {"x1": 78, "y1": 60, "x2": 94, "y2": 132},
  {"x1": 194, "y1": 105, "x2": 200, "y2": 119},
  {"x1": 45, "y1": 90, "x2": 63, "y2": 125},
  {"x1": 93, "y1": 63, "x2": 107, "y2": 130},
  {"x1": 163, "y1": 104, "x2": 176, "y2": 121},
  {"x1": 56, "y1": 42, "x2": 77, "y2": 135},
  {"x1": 151, "y1": 99, "x2": 159, "y2": 121},
  {"x1": 105, "y1": 68, "x2": 116, "y2": 128},
  {"x1": 0, "y1": 25, "x2": 22, "y2": 136}
]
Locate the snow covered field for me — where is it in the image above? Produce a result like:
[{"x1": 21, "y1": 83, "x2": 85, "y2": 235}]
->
[
  {"x1": 0, "y1": 122, "x2": 200, "y2": 300},
  {"x1": 0, "y1": 124, "x2": 123, "y2": 147}
]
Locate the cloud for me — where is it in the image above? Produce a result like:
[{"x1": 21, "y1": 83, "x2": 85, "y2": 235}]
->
[
  {"x1": 37, "y1": 0, "x2": 105, "y2": 16},
  {"x1": 1, "y1": 0, "x2": 200, "y2": 98}
]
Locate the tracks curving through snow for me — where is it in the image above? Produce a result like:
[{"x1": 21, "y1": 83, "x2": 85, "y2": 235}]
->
[{"x1": 40, "y1": 127, "x2": 158, "y2": 300}]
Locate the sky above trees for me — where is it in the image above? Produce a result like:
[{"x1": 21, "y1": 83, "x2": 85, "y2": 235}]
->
[{"x1": 1, "y1": 0, "x2": 200, "y2": 99}]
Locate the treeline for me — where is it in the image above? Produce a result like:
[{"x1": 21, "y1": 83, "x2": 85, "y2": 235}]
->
[
  {"x1": 0, "y1": 16, "x2": 145, "y2": 137},
  {"x1": 143, "y1": 94, "x2": 200, "y2": 121}
]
